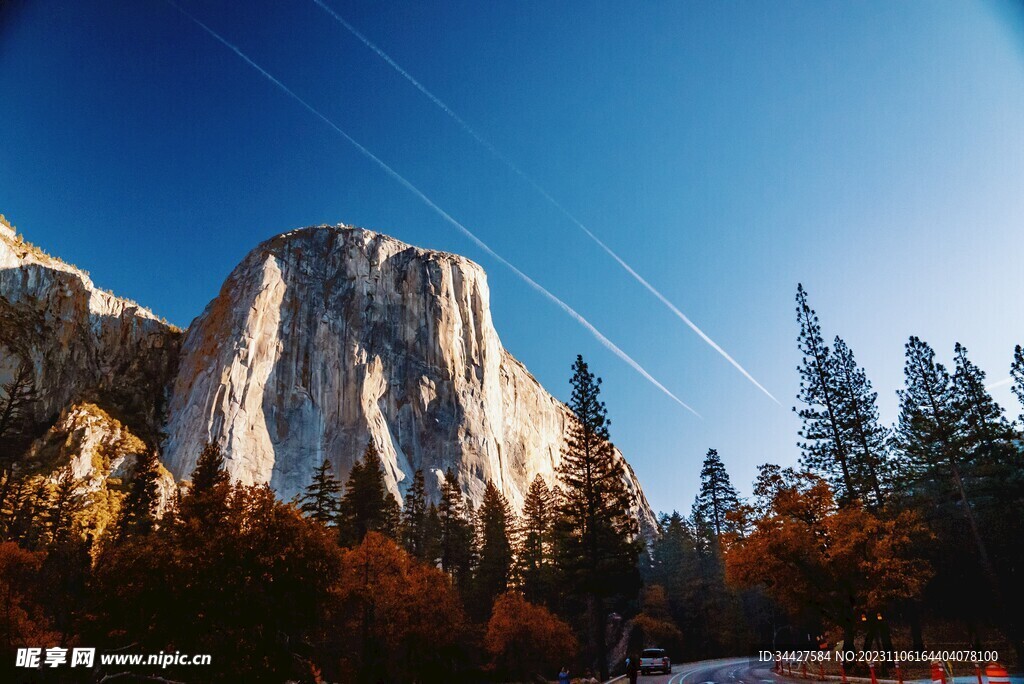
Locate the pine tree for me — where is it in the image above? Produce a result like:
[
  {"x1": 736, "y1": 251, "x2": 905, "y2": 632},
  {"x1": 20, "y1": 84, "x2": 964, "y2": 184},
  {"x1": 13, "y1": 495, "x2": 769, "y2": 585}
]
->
[
  {"x1": 299, "y1": 460, "x2": 342, "y2": 525},
  {"x1": 952, "y1": 343, "x2": 1016, "y2": 465},
  {"x1": 337, "y1": 441, "x2": 394, "y2": 546},
  {"x1": 117, "y1": 449, "x2": 161, "y2": 538},
  {"x1": 694, "y1": 449, "x2": 742, "y2": 540},
  {"x1": 555, "y1": 355, "x2": 640, "y2": 680},
  {"x1": 178, "y1": 442, "x2": 231, "y2": 526},
  {"x1": 382, "y1": 490, "x2": 401, "y2": 541},
  {"x1": 191, "y1": 442, "x2": 229, "y2": 493},
  {"x1": 516, "y1": 475, "x2": 555, "y2": 605},
  {"x1": 1011, "y1": 345, "x2": 1024, "y2": 424},
  {"x1": 895, "y1": 337, "x2": 1001, "y2": 601},
  {"x1": 0, "y1": 361, "x2": 37, "y2": 459},
  {"x1": 46, "y1": 468, "x2": 83, "y2": 544},
  {"x1": 401, "y1": 469, "x2": 429, "y2": 559},
  {"x1": 438, "y1": 468, "x2": 474, "y2": 591},
  {"x1": 794, "y1": 285, "x2": 857, "y2": 504},
  {"x1": 831, "y1": 337, "x2": 890, "y2": 507},
  {"x1": 474, "y1": 480, "x2": 514, "y2": 617},
  {"x1": 422, "y1": 502, "x2": 443, "y2": 567}
]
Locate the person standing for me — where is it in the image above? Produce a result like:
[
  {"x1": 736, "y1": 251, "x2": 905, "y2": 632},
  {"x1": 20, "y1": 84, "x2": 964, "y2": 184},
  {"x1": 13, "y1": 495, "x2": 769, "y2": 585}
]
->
[
  {"x1": 558, "y1": 666, "x2": 571, "y2": 684},
  {"x1": 627, "y1": 654, "x2": 640, "y2": 684}
]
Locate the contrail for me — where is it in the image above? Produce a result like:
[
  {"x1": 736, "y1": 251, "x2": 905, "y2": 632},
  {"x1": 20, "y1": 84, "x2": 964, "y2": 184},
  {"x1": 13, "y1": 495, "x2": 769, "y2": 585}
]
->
[
  {"x1": 165, "y1": 0, "x2": 701, "y2": 418},
  {"x1": 311, "y1": 0, "x2": 780, "y2": 406},
  {"x1": 986, "y1": 377, "x2": 1012, "y2": 391}
]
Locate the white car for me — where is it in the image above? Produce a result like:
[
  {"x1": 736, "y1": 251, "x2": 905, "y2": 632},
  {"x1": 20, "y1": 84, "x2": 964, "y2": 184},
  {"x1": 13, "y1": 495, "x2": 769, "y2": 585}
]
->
[{"x1": 640, "y1": 648, "x2": 672, "y2": 675}]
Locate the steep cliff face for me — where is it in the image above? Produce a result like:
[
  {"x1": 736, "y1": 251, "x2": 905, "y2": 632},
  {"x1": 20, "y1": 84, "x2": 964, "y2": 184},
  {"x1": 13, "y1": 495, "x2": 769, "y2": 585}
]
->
[
  {"x1": 1, "y1": 218, "x2": 654, "y2": 526},
  {"x1": 163, "y1": 225, "x2": 653, "y2": 524},
  {"x1": 0, "y1": 220, "x2": 182, "y2": 441}
]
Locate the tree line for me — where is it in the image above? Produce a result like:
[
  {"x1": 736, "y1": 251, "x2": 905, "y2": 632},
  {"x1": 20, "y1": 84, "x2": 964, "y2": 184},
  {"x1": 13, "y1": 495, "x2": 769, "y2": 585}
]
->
[
  {"x1": 0, "y1": 355, "x2": 643, "y2": 682},
  {"x1": 1, "y1": 283, "x2": 1022, "y2": 680},
  {"x1": 687, "y1": 285, "x2": 1024, "y2": 667}
]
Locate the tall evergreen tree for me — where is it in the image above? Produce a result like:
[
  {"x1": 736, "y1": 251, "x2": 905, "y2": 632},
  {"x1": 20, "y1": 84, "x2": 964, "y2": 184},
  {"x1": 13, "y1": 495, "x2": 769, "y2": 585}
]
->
[
  {"x1": 422, "y1": 502, "x2": 443, "y2": 567},
  {"x1": 895, "y1": 337, "x2": 1000, "y2": 601},
  {"x1": 382, "y1": 489, "x2": 401, "y2": 541},
  {"x1": 401, "y1": 469, "x2": 429, "y2": 559},
  {"x1": 46, "y1": 468, "x2": 83, "y2": 544},
  {"x1": 794, "y1": 285, "x2": 857, "y2": 504},
  {"x1": 117, "y1": 449, "x2": 161, "y2": 538},
  {"x1": 516, "y1": 475, "x2": 555, "y2": 605},
  {"x1": 952, "y1": 343, "x2": 1016, "y2": 465},
  {"x1": 688, "y1": 497, "x2": 745, "y2": 656},
  {"x1": 299, "y1": 460, "x2": 342, "y2": 525},
  {"x1": 473, "y1": 480, "x2": 514, "y2": 617},
  {"x1": 1010, "y1": 344, "x2": 1024, "y2": 424},
  {"x1": 191, "y1": 442, "x2": 229, "y2": 493},
  {"x1": 438, "y1": 468, "x2": 474, "y2": 592},
  {"x1": 179, "y1": 442, "x2": 231, "y2": 526},
  {"x1": 831, "y1": 337, "x2": 890, "y2": 507},
  {"x1": 0, "y1": 361, "x2": 37, "y2": 459},
  {"x1": 338, "y1": 441, "x2": 397, "y2": 546},
  {"x1": 694, "y1": 448, "x2": 742, "y2": 540},
  {"x1": 555, "y1": 355, "x2": 640, "y2": 680}
]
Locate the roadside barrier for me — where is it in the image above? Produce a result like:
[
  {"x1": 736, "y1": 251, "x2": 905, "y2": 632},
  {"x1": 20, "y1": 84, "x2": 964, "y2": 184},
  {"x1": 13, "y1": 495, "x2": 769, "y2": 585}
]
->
[
  {"x1": 985, "y1": 662, "x2": 1010, "y2": 684},
  {"x1": 868, "y1": 663, "x2": 878, "y2": 684}
]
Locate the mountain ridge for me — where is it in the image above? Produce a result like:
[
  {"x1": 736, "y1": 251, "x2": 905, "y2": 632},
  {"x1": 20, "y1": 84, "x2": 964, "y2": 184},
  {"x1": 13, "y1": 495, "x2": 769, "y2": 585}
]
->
[{"x1": 1, "y1": 218, "x2": 655, "y2": 528}]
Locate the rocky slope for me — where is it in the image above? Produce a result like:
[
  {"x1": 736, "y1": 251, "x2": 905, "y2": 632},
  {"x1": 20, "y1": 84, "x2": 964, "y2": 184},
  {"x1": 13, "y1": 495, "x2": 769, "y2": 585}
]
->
[
  {"x1": 0, "y1": 219, "x2": 182, "y2": 442},
  {"x1": 19, "y1": 403, "x2": 177, "y2": 534},
  {"x1": 162, "y1": 225, "x2": 654, "y2": 523}
]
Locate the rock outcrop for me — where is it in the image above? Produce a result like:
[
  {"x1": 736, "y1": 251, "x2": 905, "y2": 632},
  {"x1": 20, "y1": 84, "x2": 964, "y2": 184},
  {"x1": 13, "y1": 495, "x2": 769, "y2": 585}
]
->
[
  {"x1": 20, "y1": 403, "x2": 178, "y2": 529},
  {"x1": 0, "y1": 220, "x2": 182, "y2": 441},
  {"x1": 162, "y1": 225, "x2": 654, "y2": 524}
]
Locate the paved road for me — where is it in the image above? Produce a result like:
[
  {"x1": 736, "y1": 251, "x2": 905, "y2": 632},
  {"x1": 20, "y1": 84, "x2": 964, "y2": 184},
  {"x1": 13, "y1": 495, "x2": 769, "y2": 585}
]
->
[
  {"x1": 624, "y1": 656, "x2": 779, "y2": 684},
  {"x1": 623, "y1": 660, "x2": 1024, "y2": 684}
]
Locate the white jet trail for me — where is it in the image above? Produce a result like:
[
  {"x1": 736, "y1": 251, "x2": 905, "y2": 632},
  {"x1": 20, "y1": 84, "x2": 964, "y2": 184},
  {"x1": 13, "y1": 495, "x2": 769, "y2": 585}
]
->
[
  {"x1": 311, "y1": 0, "x2": 780, "y2": 406},
  {"x1": 165, "y1": 0, "x2": 701, "y2": 418},
  {"x1": 986, "y1": 377, "x2": 1012, "y2": 391}
]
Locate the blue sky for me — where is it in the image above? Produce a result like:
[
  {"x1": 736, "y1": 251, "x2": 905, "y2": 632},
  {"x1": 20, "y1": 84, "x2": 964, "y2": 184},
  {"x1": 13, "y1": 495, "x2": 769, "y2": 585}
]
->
[{"x1": 2, "y1": 0, "x2": 1023, "y2": 514}]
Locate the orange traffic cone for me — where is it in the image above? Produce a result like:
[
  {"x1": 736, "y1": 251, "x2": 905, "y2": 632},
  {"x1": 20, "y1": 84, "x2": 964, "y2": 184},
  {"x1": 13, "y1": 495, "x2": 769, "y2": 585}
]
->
[
  {"x1": 931, "y1": 661, "x2": 947, "y2": 684},
  {"x1": 985, "y1": 662, "x2": 1010, "y2": 684}
]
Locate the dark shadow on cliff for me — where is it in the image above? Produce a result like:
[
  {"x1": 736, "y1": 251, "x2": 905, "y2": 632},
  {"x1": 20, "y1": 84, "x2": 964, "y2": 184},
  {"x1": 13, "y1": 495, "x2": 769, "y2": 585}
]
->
[{"x1": 0, "y1": 261, "x2": 182, "y2": 458}]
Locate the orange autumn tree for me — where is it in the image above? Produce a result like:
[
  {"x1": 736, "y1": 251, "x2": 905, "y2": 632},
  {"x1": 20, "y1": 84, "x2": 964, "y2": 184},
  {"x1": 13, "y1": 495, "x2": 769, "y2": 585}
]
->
[
  {"x1": 725, "y1": 466, "x2": 932, "y2": 645},
  {"x1": 485, "y1": 591, "x2": 577, "y2": 680},
  {"x1": 333, "y1": 532, "x2": 467, "y2": 682},
  {"x1": 0, "y1": 542, "x2": 60, "y2": 653}
]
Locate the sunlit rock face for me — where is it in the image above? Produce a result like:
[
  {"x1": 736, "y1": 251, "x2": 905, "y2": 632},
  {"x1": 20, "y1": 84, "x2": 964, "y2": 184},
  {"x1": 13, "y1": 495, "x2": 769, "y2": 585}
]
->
[
  {"x1": 162, "y1": 225, "x2": 654, "y2": 525},
  {"x1": 0, "y1": 217, "x2": 654, "y2": 526},
  {"x1": 0, "y1": 220, "x2": 181, "y2": 438},
  {"x1": 22, "y1": 403, "x2": 178, "y2": 525}
]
